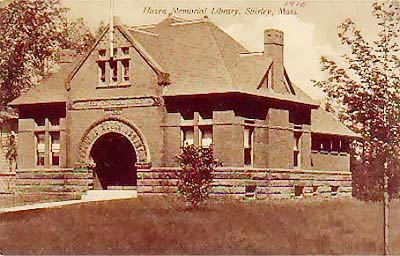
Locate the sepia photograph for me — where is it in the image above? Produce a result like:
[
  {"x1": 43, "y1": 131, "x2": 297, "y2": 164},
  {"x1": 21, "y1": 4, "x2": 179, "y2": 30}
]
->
[{"x1": 0, "y1": 0, "x2": 399, "y2": 254}]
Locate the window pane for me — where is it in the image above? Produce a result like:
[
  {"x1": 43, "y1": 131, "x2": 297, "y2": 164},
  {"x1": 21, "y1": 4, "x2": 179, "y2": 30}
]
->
[
  {"x1": 35, "y1": 117, "x2": 45, "y2": 126},
  {"x1": 49, "y1": 117, "x2": 60, "y2": 126},
  {"x1": 200, "y1": 126, "x2": 212, "y2": 148},
  {"x1": 244, "y1": 148, "x2": 252, "y2": 166},
  {"x1": 98, "y1": 61, "x2": 106, "y2": 83},
  {"x1": 181, "y1": 127, "x2": 194, "y2": 146},
  {"x1": 122, "y1": 60, "x2": 129, "y2": 81},
  {"x1": 36, "y1": 133, "x2": 45, "y2": 166},
  {"x1": 51, "y1": 132, "x2": 61, "y2": 166},
  {"x1": 110, "y1": 60, "x2": 118, "y2": 82}
]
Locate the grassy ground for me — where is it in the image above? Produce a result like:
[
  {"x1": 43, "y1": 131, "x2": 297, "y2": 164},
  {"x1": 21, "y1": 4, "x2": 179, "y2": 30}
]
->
[
  {"x1": 0, "y1": 196, "x2": 399, "y2": 255},
  {"x1": 0, "y1": 193, "x2": 75, "y2": 208}
]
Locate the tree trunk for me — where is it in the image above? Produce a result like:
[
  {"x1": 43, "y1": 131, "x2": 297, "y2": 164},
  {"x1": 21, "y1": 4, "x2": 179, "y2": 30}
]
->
[{"x1": 383, "y1": 170, "x2": 389, "y2": 255}]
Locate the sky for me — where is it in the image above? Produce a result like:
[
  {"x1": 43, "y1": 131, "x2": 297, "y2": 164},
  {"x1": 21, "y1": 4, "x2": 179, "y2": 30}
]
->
[{"x1": 61, "y1": 0, "x2": 381, "y2": 100}]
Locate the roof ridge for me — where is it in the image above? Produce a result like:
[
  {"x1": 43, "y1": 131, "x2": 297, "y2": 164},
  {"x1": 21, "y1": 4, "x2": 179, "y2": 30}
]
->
[
  {"x1": 128, "y1": 27, "x2": 159, "y2": 37},
  {"x1": 204, "y1": 22, "x2": 235, "y2": 89},
  {"x1": 170, "y1": 16, "x2": 209, "y2": 26}
]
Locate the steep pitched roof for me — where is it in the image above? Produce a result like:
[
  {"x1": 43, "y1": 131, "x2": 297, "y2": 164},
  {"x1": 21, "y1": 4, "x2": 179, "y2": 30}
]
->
[
  {"x1": 312, "y1": 108, "x2": 360, "y2": 138},
  {"x1": 9, "y1": 62, "x2": 76, "y2": 106},
  {"x1": 129, "y1": 16, "x2": 318, "y2": 107}
]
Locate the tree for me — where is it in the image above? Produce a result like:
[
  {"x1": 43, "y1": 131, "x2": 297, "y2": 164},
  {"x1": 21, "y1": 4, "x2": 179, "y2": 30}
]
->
[
  {"x1": 59, "y1": 17, "x2": 96, "y2": 55},
  {"x1": 313, "y1": 1, "x2": 400, "y2": 254},
  {"x1": 0, "y1": 0, "x2": 95, "y2": 108},
  {"x1": 175, "y1": 145, "x2": 222, "y2": 209}
]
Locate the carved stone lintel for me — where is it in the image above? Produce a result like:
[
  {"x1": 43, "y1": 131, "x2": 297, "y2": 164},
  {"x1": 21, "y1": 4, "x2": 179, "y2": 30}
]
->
[{"x1": 70, "y1": 96, "x2": 164, "y2": 110}]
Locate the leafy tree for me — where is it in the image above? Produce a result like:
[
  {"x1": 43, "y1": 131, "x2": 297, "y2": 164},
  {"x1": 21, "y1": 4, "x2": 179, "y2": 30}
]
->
[
  {"x1": 175, "y1": 145, "x2": 222, "y2": 209},
  {"x1": 0, "y1": 0, "x2": 94, "y2": 108},
  {"x1": 314, "y1": 0, "x2": 400, "y2": 201},
  {"x1": 59, "y1": 17, "x2": 96, "y2": 55},
  {"x1": 313, "y1": 1, "x2": 399, "y2": 254}
]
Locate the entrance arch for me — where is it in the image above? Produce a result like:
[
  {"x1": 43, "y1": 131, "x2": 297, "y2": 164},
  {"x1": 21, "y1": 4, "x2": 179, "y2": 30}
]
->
[
  {"x1": 90, "y1": 132, "x2": 136, "y2": 189},
  {"x1": 77, "y1": 117, "x2": 151, "y2": 169}
]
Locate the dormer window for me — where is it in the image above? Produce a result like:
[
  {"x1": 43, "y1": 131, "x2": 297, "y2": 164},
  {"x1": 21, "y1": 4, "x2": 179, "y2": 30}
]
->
[{"x1": 97, "y1": 47, "x2": 131, "y2": 88}]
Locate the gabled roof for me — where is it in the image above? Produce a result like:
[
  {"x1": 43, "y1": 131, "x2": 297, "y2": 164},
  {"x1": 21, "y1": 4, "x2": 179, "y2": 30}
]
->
[
  {"x1": 129, "y1": 16, "x2": 318, "y2": 107},
  {"x1": 65, "y1": 23, "x2": 169, "y2": 91},
  {"x1": 312, "y1": 108, "x2": 360, "y2": 138},
  {"x1": 9, "y1": 62, "x2": 76, "y2": 106}
]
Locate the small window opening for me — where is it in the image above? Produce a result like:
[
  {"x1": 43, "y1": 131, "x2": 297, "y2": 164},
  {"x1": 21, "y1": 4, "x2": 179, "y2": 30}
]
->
[
  {"x1": 98, "y1": 49, "x2": 106, "y2": 57},
  {"x1": 35, "y1": 117, "x2": 45, "y2": 127},
  {"x1": 122, "y1": 47, "x2": 129, "y2": 55},
  {"x1": 98, "y1": 61, "x2": 106, "y2": 83},
  {"x1": 294, "y1": 185, "x2": 304, "y2": 198},
  {"x1": 331, "y1": 186, "x2": 339, "y2": 196},
  {"x1": 36, "y1": 133, "x2": 45, "y2": 166},
  {"x1": 199, "y1": 125, "x2": 213, "y2": 148},
  {"x1": 293, "y1": 132, "x2": 301, "y2": 168},
  {"x1": 181, "y1": 127, "x2": 194, "y2": 147},
  {"x1": 244, "y1": 127, "x2": 254, "y2": 166},
  {"x1": 49, "y1": 117, "x2": 60, "y2": 127},
  {"x1": 245, "y1": 185, "x2": 257, "y2": 199},
  {"x1": 312, "y1": 186, "x2": 319, "y2": 196},
  {"x1": 110, "y1": 60, "x2": 118, "y2": 82},
  {"x1": 122, "y1": 59, "x2": 129, "y2": 81},
  {"x1": 50, "y1": 132, "x2": 60, "y2": 166}
]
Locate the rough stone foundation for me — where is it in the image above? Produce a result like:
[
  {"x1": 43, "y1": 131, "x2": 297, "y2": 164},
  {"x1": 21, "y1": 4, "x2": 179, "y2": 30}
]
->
[
  {"x1": 13, "y1": 168, "x2": 91, "y2": 199},
  {"x1": 137, "y1": 167, "x2": 352, "y2": 199}
]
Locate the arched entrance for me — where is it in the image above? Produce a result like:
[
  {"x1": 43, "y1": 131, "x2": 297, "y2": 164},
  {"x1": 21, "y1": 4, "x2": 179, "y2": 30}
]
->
[{"x1": 90, "y1": 132, "x2": 137, "y2": 189}]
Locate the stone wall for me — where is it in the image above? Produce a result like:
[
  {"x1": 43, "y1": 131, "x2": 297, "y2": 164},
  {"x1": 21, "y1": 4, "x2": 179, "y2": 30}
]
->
[
  {"x1": 0, "y1": 172, "x2": 16, "y2": 194},
  {"x1": 15, "y1": 168, "x2": 90, "y2": 198},
  {"x1": 137, "y1": 167, "x2": 352, "y2": 199}
]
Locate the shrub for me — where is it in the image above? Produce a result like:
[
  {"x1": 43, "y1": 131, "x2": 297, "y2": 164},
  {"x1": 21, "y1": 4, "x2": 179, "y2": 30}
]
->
[{"x1": 175, "y1": 145, "x2": 222, "y2": 209}]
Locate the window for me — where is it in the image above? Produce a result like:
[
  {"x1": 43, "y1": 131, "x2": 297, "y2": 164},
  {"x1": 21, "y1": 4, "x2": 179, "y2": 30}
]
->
[
  {"x1": 122, "y1": 47, "x2": 129, "y2": 55},
  {"x1": 98, "y1": 49, "x2": 106, "y2": 57},
  {"x1": 181, "y1": 127, "x2": 194, "y2": 147},
  {"x1": 110, "y1": 60, "x2": 118, "y2": 82},
  {"x1": 340, "y1": 138, "x2": 350, "y2": 153},
  {"x1": 49, "y1": 117, "x2": 60, "y2": 127},
  {"x1": 293, "y1": 132, "x2": 301, "y2": 168},
  {"x1": 331, "y1": 186, "x2": 339, "y2": 196},
  {"x1": 244, "y1": 126, "x2": 254, "y2": 166},
  {"x1": 36, "y1": 133, "x2": 45, "y2": 166},
  {"x1": 97, "y1": 48, "x2": 132, "y2": 87},
  {"x1": 50, "y1": 132, "x2": 60, "y2": 166},
  {"x1": 294, "y1": 185, "x2": 304, "y2": 198},
  {"x1": 122, "y1": 59, "x2": 129, "y2": 82},
  {"x1": 34, "y1": 117, "x2": 62, "y2": 167},
  {"x1": 35, "y1": 117, "x2": 45, "y2": 127},
  {"x1": 245, "y1": 185, "x2": 257, "y2": 199},
  {"x1": 98, "y1": 61, "x2": 106, "y2": 83},
  {"x1": 199, "y1": 126, "x2": 212, "y2": 148}
]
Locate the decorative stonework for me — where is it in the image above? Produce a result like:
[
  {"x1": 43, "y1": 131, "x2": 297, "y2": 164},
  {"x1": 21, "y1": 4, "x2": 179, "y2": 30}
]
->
[
  {"x1": 77, "y1": 117, "x2": 151, "y2": 168},
  {"x1": 70, "y1": 96, "x2": 163, "y2": 110}
]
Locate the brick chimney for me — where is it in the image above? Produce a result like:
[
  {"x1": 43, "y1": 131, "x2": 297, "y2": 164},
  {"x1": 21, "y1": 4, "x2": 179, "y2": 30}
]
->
[{"x1": 264, "y1": 29, "x2": 287, "y2": 94}]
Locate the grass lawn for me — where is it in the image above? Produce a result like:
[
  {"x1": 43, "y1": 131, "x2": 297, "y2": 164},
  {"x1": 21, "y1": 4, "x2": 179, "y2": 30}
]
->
[{"x1": 0, "y1": 196, "x2": 399, "y2": 255}]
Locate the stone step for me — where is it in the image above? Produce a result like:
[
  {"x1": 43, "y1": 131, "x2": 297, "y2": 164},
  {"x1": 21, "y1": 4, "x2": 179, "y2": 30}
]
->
[{"x1": 81, "y1": 190, "x2": 137, "y2": 201}]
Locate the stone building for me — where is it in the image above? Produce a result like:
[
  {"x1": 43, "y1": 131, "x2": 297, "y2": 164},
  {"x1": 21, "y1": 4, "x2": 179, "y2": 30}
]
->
[{"x1": 9, "y1": 16, "x2": 359, "y2": 199}]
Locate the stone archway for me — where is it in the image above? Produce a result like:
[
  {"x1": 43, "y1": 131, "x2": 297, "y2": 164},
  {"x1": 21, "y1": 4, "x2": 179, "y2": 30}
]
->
[{"x1": 77, "y1": 117, "x2": 151, "y2": 169}]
